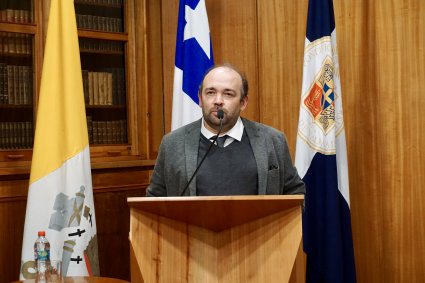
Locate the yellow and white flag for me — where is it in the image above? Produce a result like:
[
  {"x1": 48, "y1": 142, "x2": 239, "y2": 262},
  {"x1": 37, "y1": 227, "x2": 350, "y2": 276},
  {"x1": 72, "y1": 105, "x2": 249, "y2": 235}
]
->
[{"x1": 20, "y1": 0, "x2": 99, "y2": 279}]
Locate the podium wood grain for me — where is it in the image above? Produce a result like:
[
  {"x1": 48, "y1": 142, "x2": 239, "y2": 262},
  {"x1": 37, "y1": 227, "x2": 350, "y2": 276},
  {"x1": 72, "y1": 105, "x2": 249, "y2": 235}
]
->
[{"x1": 128, "y1": 196, "x2": 304, "y2": 283}]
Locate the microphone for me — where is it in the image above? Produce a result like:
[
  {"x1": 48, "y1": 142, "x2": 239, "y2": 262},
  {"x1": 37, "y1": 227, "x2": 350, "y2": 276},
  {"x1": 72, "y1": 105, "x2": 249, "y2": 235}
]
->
[
  {"x1": 180, "y1": 109, "x2": 224, "y2": 196},
  {"x1": 216, "y1": 108, "x2": 224, "y2": 120}
]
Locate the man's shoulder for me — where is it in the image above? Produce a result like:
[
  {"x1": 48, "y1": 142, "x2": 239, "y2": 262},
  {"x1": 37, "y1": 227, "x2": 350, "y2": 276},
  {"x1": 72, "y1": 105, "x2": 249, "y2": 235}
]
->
[
  {"x1": 242, "y1": 118, "x2": 284, "y2": 136},
  {"x1": 163, "y1": 119, "x2": 202, "y2": 141}
]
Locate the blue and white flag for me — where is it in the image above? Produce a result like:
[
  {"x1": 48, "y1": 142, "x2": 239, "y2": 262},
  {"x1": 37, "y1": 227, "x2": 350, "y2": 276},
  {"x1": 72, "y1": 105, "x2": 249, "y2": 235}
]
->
[
  {"x1": 295, "y1": 0, "x2": 356, "y2": 282},
  {"x1": 171, "y1": 0, "x2": 214, "y2": 130}
]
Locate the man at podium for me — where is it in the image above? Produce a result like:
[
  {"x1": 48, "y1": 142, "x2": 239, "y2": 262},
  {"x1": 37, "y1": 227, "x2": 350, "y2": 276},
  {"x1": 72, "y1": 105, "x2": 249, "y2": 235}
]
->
[{"x1": 146, "y1": 63, "x2": 305, "y2": 197}]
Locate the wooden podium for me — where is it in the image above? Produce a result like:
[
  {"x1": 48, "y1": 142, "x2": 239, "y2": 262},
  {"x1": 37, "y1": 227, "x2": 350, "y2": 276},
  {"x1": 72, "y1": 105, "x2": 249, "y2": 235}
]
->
[{"x1": 127, "y1": 196, "x2": 304, "y2": 283}]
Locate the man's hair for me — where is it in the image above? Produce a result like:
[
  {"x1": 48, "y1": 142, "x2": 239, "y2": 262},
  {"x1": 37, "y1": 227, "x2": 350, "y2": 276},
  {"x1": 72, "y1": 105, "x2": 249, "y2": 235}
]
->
[{"x1": 198, "y1": 63, "x2": 249, "y2": 100}]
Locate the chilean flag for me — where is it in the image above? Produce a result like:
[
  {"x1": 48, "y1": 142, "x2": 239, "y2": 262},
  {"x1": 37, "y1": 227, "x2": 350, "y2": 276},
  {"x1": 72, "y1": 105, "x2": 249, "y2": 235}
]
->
[
  {"x1": 171, "y1": 0, "x2": 214, "y2": 130},
  {"x1": 295, "y1": 0, "x2": 356, "y2": 282}
]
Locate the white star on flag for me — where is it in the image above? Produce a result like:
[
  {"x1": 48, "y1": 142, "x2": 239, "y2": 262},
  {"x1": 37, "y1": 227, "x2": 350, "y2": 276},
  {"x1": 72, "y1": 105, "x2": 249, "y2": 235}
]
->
[
  {"x1": 184, "y1": 0, "x2": 211, "y2": 59},
  {"x1": 171, "y1": 0, "x2": 214, "y2": 130}
]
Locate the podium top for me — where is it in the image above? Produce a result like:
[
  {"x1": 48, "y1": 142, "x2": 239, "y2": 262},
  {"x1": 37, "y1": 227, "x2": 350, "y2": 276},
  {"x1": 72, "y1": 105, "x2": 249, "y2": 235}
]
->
[{"x1": 128, "y1": 195, "x2": 304, "y2": 231}]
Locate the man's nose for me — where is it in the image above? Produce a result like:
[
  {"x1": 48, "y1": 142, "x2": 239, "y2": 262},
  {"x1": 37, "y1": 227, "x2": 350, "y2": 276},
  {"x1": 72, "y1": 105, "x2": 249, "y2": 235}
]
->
[{"x1": 214, "y1": 93, "x2": 224, "y2": 104}]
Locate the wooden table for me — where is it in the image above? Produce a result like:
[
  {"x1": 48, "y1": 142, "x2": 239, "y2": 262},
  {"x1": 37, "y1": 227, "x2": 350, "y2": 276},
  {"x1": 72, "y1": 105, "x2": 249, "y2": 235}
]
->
[{"x1": 11, "y1": 277, "x2": 129, "y2": 283}]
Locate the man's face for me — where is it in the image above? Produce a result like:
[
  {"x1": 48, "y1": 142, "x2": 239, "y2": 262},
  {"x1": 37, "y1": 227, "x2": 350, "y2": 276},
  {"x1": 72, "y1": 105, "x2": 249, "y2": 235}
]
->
[{"x1": 199, "y1": 67, "x2": 248, "y2": 133}]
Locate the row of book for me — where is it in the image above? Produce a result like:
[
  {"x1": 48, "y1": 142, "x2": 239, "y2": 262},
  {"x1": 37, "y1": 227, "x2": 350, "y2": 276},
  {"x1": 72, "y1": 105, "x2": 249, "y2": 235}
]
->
[
  {"x1": 87, "y1": 117, "x2": 127, "y2": 145},
  {"x1": 0, "y1": 65, "x2": 125, "y2": 106},
  {"x1": 0, "y1": 121, "x2": 33, "y2": 150},
  {"x1": 0, "y1": 118, "x2": 128, "y2": 149},
  {"x1": 0, "y1": 9, "x2": 32, "y2": 24},
  {"x1": 0, "y1": 32, "x2": 32, "y2": 55},
  {"x1": 76, "y1": 14, "x2": 123, "y2": 33},
  {"x1": 82, "y1": 68, "x2": 126, "y2": 106},
  {"x1": 79, "y1": 38, "x2": 123, "y2": 54},
  {"x1": 0, "y1": 64, "x2": 33, "y2": 105},
  {"x1": 76, "y1": 0, "x2": 124, "y2": 6}
]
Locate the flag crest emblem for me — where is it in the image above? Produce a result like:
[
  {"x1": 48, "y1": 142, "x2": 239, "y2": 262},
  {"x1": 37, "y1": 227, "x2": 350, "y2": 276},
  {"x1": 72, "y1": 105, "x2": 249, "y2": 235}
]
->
[{"x1": 303, "y1": 57, "x2": 335, "y2": 135}]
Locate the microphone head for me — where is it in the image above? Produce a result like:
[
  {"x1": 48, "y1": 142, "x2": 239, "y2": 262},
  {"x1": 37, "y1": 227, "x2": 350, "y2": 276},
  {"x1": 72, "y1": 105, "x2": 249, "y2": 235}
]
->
[{"x1": 217, "y1": 109, "x2": 224, "y2": 120}]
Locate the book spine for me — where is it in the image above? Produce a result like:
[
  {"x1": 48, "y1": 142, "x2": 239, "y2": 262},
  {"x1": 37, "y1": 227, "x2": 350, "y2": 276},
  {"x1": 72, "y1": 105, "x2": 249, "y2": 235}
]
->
[
  {"x1": 82, "y1": 70, "x2": 89, "y2": 104},
  {"x1": 88, "y1": 71, "x2": 94, "y2": 105},
  {"x1": 0, "y1": 63, "x2": 4, "y2": 104},
  {"x1": 7, "y1": 65, "x2": 14, "y2": 104}
]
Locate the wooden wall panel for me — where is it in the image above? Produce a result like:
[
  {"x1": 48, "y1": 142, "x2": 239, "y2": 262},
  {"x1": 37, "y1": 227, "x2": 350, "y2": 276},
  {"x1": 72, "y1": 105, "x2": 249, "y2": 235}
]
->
[
  {"x1": 333, "y1": 1, "x2": 383, "y2": 282},
  {"x1": 161, "y1": 0, "x2": 179, "y2": 133},
  {"x1": 145, "y1": 0, "x2": 165, "y2": 158},
  {"x1": 207, "y1": 0, "x2": 259, "y2": 122},
  {"x1": 0, "y1": 180, "x2": 28, "y2": 283},
  {"x1": 160, "y1": 0, "x2": 425, "y2": 281},
  {"x1": 95, "y1": 188, "x2": 146, "y2": 281},
  {"x1": 257, "y1": 0, "x2": 308, "y2": 152},
  {"x1": 374, "y1": 0, "x2": 425, "y2": 281}
]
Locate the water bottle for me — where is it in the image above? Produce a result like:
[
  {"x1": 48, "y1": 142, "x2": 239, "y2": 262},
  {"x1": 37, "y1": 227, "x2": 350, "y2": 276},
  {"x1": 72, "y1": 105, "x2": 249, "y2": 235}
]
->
[{"x1": 34, "y1": 231, "x2": 50, "y2": 280}]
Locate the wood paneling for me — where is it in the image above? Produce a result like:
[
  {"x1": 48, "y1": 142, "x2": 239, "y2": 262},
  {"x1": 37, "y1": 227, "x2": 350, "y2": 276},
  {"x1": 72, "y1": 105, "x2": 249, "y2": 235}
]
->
[
  {"x1": 333, "y1": 1, "x2": 383, "y2": 282},
  {"x1": 207, "y1": 0, "x2": 259, "y2": 122},
  {"x1": 0, "y1": 180, "x2": 27, "y2": 283},
  {"x1": 257, "y1": 0, "x2": 308, "y2": 150},
  {"x1": 373, "y1": 1, "x2": 425, "y2": 281},
  {"x1": 160, "y1": 0, "x2": 425, "y2": 281},
  {"x1": 161, "y1": 0, "x2": 180, "y2": 134},
  {"x1": 95, "y1": 187, "x2": 146, "y2": 281},
  {"x1": 334, "y1": 0, "x2": 425, "y2": 281}
]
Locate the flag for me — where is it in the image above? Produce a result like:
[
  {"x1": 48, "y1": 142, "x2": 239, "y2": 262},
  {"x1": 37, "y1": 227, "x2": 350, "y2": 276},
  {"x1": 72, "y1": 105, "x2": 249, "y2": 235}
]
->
[
  {"x1": 171, "y1": 0, "x2": 214, "y2": 130},
  {"x1": 20, "y1": 0, "x2": 99, "y2": 279},
  {"x1": 295, "y1": 0, "x2": 356, "y2": 282}
]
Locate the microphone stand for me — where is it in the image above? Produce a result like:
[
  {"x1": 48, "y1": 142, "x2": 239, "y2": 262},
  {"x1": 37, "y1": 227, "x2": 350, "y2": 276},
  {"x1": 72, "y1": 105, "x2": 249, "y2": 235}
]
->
[{"x1": 180, "y1": 111, "x2": 224, "y2": 196}]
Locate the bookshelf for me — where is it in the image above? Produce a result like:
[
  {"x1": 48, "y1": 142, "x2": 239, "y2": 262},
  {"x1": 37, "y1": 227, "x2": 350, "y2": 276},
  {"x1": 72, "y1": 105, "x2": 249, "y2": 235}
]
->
[
  {"x1": 0, "y1": 0, "x2": 159, "y2": 171},
  {"x1": 76, "y1": 0, "x2": 129, "y2": 148},
  {"x1": 0, "y1": 0, "x2": 162, "y2": 281},
  {"x1": 0, "y1": 0, "x2": 38, "y2": 164}
]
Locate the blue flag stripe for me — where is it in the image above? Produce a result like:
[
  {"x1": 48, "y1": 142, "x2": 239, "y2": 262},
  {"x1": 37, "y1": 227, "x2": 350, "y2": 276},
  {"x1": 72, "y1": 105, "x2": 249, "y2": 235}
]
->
[
  {"x1": 306, "y1": 0, "x2": 335, "y2": 42},
  {"x1": 303, "y1": 153, "x2": 356, "y2": 283}
]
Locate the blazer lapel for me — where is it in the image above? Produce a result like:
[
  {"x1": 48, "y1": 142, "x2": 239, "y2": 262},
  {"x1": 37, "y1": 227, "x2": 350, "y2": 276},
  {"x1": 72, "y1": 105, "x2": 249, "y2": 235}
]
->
[
  {"x1": 184, "y1": 120, "x2": 202, "y2": 196},
  {"x1": 243, "y1": 119, "x2": 268, "y2": 195}
]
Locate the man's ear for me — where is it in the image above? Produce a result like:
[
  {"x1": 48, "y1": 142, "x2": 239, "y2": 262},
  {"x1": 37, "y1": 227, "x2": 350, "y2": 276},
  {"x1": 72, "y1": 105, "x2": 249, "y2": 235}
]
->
[
  {"x1": 240, "y1": 95, "x2": 248, "y2": 111},
  {"x1": 198, "y1": 91, "x2": 203, "y2": 107}
]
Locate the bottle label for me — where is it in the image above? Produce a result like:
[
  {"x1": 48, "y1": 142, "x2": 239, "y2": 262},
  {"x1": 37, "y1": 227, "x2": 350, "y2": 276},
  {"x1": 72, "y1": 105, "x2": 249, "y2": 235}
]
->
[{"x1": 37, "y1": 249, "x2": 50, "y2": 261}]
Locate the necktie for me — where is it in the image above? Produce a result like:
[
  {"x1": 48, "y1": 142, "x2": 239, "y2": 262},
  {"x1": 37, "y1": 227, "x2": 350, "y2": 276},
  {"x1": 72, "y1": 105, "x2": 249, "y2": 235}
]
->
[{"x1": 213, "y1": 135, "x2": 228, "y2": 148}]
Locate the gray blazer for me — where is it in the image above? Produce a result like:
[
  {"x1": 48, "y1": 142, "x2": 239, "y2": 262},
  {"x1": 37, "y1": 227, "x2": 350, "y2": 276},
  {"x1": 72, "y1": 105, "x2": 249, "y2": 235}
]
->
[{"x1": 146, "y1": 118, "x2": 305, "y2": 196}]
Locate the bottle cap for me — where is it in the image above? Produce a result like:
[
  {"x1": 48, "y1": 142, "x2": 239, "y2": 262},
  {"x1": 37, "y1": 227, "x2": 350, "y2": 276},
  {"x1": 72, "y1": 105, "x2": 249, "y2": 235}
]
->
[{"x1": 38, "y1": 231, "x2": 45, "y2": 236}]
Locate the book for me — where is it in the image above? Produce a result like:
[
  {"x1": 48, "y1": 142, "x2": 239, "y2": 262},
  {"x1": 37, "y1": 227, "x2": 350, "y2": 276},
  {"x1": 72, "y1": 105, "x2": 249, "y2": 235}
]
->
[
  {"x1": 93, "y1": 71, "x2": 99, "y2": 105},
  {"x1": 106, "y1": 72, "x2": 112, "y2": 105},
  {"x1": 7, "y1": 65, "x2": 14, "y2": 104},
  {"x1": 98, "y1": 72, "x2": 105, "y2": 105},
  {"x1": 82, "y1": 70, "x2": 89, "y2": 104},
  {"x1": 88, "y1": 71, "x2": 94, "y2": 105},
  {"x1": 3, "y1": 64, "x2": 8, "y2": 104},
  {"x1": 0, "y1": 63, "x2": 5, "y2": 104}
]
